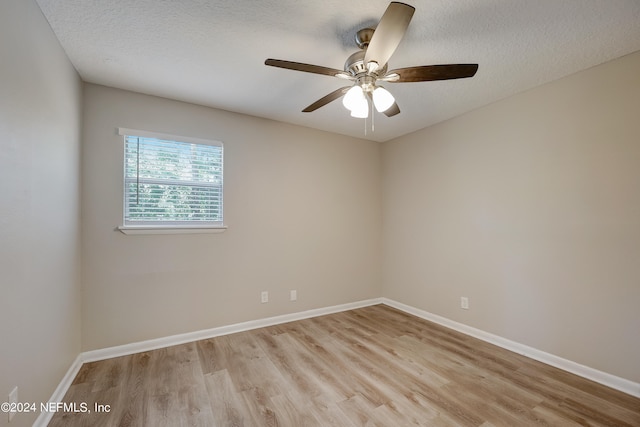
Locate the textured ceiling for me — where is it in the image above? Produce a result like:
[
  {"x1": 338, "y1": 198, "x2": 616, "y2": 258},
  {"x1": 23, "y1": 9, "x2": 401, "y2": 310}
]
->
[{"x1": 36, "y1": 0, "x2": 640, "y2": 142}]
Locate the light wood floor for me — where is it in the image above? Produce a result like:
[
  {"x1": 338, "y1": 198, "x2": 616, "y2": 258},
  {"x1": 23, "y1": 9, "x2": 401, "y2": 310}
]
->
[{"x1": 49, "y1": 304, "x2": 639, "y2": 426}]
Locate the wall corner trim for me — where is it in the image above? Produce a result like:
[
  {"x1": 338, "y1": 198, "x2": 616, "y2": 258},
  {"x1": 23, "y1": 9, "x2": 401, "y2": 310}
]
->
[
  {"x1": 381, "y1": 298, "x2": 640, "y2": 399},
  {"x1": 33, "y1": 354, "x2": 84, "y2": 427}
]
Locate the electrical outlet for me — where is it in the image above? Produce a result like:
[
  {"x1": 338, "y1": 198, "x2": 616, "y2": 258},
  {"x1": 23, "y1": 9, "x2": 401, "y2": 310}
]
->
[
  {"x1": 460, "y1": 297, "x2": 469, "y2": 310},
  {"x1": 261, "y1": 291, "x2": 269, "y2": 303},
  {"x1": 290, "y1": 290, "x2": 297, "y2": 301},
  {"x1": 8, "y1": 386, "x2": 18, "y2": 422}
]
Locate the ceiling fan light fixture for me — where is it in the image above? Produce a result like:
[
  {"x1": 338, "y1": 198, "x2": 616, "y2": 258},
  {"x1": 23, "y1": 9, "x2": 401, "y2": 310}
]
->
[
  {"x1": 372, "y1": 86, "x2": 395, "y2": 112},
  {"x1": 350, "y1": 103, "x2": 369, "y2": 118},
  {"x1": 342, "y1": 85, "x2": 367, "y2": 111}
]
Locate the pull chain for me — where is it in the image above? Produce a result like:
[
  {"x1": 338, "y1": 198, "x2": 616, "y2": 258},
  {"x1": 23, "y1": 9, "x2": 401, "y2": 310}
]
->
[
  {"x1": 364, "y1": 108, "x2": 368, "y2": 136},
  {"x1": 371, "y1": 101, "x2": 375, "y2": 133}
]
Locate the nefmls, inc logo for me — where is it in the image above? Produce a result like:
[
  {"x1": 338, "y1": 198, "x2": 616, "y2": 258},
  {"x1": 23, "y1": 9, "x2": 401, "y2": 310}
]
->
[{"x1": 41, "y1": 402, "x2": 89, "y2": 413}]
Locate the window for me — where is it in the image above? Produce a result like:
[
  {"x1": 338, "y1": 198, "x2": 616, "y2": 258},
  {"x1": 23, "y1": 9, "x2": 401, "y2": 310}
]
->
[{"x1": 118, "y1": 128, "x2": 224, "y2": 233}]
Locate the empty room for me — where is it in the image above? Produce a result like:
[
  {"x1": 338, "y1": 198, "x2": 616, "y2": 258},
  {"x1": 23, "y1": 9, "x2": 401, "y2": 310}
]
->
[{"x1": 1, "y1": 0, "x2": 639, "y2": 426}]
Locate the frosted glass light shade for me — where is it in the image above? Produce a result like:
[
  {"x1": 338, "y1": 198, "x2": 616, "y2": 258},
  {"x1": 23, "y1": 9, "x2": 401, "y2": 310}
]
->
[
  {"x1": 372, "y1": 86, "x2": 395, "y2": 112},
  {"x1": 350, "y1": 103, "x2": 369, "y2": 118},
  {"x1": 343, "y1": 85, "x2": 366, "y2": 111}
]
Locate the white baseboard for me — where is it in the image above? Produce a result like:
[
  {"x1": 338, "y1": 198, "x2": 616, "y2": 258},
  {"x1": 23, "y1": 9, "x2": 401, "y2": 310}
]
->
[
  {"x1": 82, "y1": 297, "x2": 384, "y2": 363},
  {"x1": 33, "y1": 354, "x2": 84, "y2": 427},
  {"x1": 381, "y1": 298, "x2": 640, "y2": 399}
]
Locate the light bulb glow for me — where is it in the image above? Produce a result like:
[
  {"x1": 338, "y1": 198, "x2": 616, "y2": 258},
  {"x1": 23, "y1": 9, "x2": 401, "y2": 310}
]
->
[
  {"x1": 372, "y1": 86, "x2": 395, "y2": 112},
  {"x1": 350, "y1": 103, "x2": 369, "y2": 118},
  {"x1": 343, "y1": 86, "x2": 362, "y2": 110},
  {"x1": 342, "y1": 85, "x2": 366, "y2": 111}
]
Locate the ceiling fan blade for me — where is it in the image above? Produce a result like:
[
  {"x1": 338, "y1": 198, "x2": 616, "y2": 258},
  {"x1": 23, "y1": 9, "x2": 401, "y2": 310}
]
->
[
  {"x1": 302, "y1": 87, "x2": 351, "y2": 112},
  {"x1": 383, "y1": 102, "x2": 401, "y2": 117},
  {"x1": 364, "y1": 2, "x2": 415, "y2": 68},
  {"x1": 265, "y1": 59, "x2": 351, "y2": 79},
  {"x1": 385, "y1": 64, "x2": 479, "y2": 83}
]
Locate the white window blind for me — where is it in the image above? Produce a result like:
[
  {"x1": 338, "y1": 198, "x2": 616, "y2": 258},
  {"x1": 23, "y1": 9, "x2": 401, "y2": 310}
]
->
[{"x1": 119, "y1": 128, "x2": 223, "y2": 227}]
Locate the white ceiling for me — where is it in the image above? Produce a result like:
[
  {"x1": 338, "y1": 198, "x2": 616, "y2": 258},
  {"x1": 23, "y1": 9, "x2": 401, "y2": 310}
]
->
[{"x1": 36, "y1": 0, "x2": 640, "y2": 142}]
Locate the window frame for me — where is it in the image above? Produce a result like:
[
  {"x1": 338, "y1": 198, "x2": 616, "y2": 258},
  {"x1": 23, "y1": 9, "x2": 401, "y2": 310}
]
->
[{"x1": 117, "y1": 128, "x2": 226, "y2": 235}]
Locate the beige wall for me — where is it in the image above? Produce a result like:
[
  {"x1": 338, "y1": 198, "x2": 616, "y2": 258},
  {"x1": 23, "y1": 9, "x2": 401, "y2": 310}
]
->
[
  {"x1": 81, "y1": 84, "x2": 382, "y2": 350},
  {"x1": 382, "y1": 51, "x2": 640, "y2": 382},
  {"x1": 0, "y1": 1, "x2": 82, "y2": 426}
]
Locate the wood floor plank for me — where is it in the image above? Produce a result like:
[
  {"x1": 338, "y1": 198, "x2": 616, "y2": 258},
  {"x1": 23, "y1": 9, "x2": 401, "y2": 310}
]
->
[
  {"x1": 307, "y1": 400, "x2": 358, "y2": 427},
  {"x1": 278, "y1": 321, "x2": 391, "y2": 408},
  {"x1": 239, "y1": 387, "x2": 279, "y2": 427},
  {"x1": 269, "y1": 331, "x2": 351, "y2": 405},
  {"x1": 196, "y1": 335, "x2": 232, "y2": 375},
  {"x1": 337, "y1": 394, "x2": 380, "y2": 426},
  {"x1": 49, "y1": 305, "x2": 640, "y2": 426},
  {"x1": 270, "y1": 392, "x2": 323, "y2": 427},
  {"x1": 204, "y1": 370, "x2": 247, "y2": 427}
]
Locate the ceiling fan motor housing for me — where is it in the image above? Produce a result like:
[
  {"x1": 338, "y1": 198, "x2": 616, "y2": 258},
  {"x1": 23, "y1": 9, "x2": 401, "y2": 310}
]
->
[{"x1": 345, "y1": 49, "x2": 387, "y2": 80}]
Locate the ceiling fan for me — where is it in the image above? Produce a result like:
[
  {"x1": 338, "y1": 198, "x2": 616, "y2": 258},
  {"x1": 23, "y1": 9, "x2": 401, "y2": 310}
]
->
[{"x1": 265, "y1": 2, "x2": 478, "y2": 119}]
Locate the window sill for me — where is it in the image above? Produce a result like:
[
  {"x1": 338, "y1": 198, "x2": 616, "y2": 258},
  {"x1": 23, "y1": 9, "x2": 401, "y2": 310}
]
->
[{"x1": 117, "y1": 225, "x2": 228, "y2": 235}]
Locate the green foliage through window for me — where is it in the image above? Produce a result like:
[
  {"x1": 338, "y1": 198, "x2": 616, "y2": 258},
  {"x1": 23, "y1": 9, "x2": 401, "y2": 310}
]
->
[{"x1": 123, "y1": 133, "x2": 223, "y2": 225}]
